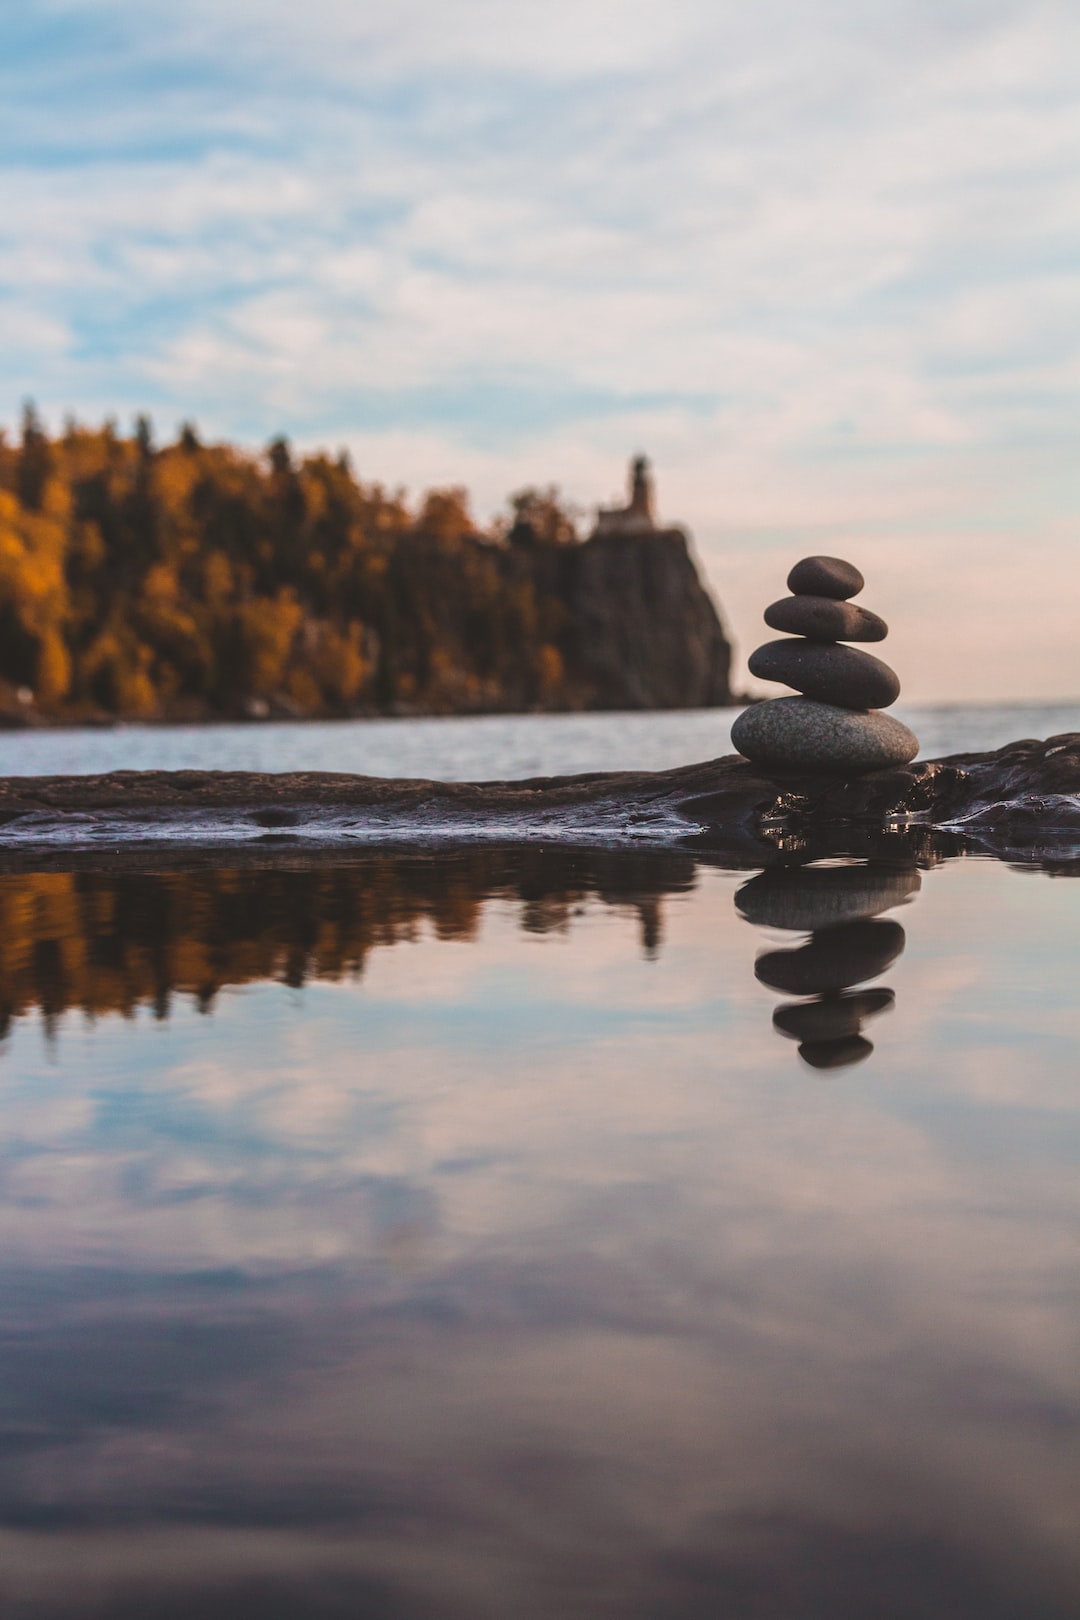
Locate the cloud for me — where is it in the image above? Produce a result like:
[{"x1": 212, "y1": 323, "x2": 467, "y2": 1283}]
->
[{"x1": 0, "y1": 0, "x2": 1078, "y2": 696}]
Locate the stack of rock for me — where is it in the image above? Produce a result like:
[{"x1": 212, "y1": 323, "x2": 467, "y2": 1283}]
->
[{"x1": 731, "y1": 556, "x2": 918, "y2": 774}]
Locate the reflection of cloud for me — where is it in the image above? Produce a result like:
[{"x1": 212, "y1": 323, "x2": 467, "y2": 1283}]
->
[
  {"x1": 2, "y1": 2, "x2": 1079, "y2": 697},
  {"x1": 0, "y1": 853, "x2": 1075, "y2": 1610}
]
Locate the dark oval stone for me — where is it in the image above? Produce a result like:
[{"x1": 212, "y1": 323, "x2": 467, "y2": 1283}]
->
[
  {"x1": 799, "y1": 1035, "x2": 874, "y2": 1070},
  {"x1": 763, "y1": 595, "x2": 887, "y2": 643},
  {"x1": 731, "y1": 697, "x2": 918, "y2": 773},
  {"x1": 772, "y1": 988, "x2": 895, "y2": 1042},
  {"x1": 787, "y1": 556, "x2": 864, "y2": 599},
  {"x1": 748, "y1": 640, "x2": 900, "y2": 709},
  {"x1": 754, "y1": 918, "x2": 905, "y2": 995}
]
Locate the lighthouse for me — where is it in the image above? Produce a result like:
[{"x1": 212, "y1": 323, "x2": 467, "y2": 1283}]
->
[{"x1": 593, "y1": 455, "x2": 657, "y2": 537}]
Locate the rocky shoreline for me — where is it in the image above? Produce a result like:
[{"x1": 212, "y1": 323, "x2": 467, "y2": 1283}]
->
[{"x1": 0, "y1": 734, "x2": 1075, "y2": 870}]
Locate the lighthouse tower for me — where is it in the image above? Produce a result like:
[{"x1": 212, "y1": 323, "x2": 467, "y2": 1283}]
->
[{"x1": 593, "y1": 455, "x2": 657, "y2": 537}]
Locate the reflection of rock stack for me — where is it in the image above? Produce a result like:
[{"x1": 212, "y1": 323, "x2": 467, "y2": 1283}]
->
[
  {"x1": 737, "y1": 864, "x2": 918, "y2": 1069},
  {"x1": 732, "y1": 555, "x2": 919, "y2": 774}
]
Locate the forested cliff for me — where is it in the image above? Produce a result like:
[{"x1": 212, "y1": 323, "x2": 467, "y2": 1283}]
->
[{"x1": 0, "y1": 411, "x2": 735, "y2": 724}]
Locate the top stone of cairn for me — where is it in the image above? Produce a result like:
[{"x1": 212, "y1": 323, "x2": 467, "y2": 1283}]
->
[{"x1": 787, "y1": 555, "x2": 864, "y2": 600}]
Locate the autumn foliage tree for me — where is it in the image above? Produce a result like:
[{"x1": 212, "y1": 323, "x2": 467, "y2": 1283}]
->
[{"x1": 0, "y1": 410, "x2": 586, "y2": 721}]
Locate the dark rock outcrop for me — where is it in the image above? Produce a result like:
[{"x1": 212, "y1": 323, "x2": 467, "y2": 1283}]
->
[
  {"x1": 367, "y1": 517, "x2": 736, "y2": 715},
  {"x1": 506, "y1": 457, "x2": 735, "y2": 708},
  {"x1": 555, "y1": 526, "x2": 734, "y2": 708},
  {"x1": 0, "y1": 734, "x2": 1075, "y2": 869}
]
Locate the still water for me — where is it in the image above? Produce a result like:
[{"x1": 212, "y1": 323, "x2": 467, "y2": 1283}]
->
[
  {"x1": 0, "y1": 842, "x2": 1076, "y2": 1618},
  {"x1": 1, "y1": 700, "x2": 1079, "y2": 781}
]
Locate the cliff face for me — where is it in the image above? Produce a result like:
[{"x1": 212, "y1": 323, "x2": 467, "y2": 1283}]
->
[
  {"x1": 551, "y1": 527, "x2": 734, "y2": 709},
  {"x1": 360, "y1": 520, "x2": 735, "y2": 717},
  {"x1": 543, "y1": 453, "x2": 735, "y2": 709}
]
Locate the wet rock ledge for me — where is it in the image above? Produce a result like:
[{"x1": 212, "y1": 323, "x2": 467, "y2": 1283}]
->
[{"x1": 0, "y1": 734, "x2": 1077, "y2": 867}]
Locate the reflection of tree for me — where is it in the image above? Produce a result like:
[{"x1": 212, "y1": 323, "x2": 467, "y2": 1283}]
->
[
  {"x1": 0, "y1": 851, "x2": 696, "y2": 1035},
  {"x1": 737, "y1": 864, "x2": 918, "y2": 1070}
]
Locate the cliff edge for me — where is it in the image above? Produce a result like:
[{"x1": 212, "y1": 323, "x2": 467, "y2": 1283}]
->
[
  {"x1": 504, "y1": 453, "x2": 734, "y2": 709},
  {"x1": 506, "y1": 521, "x2": 734, "y2": 709},
  {"x1": 0, "y1": 428, "x2": 737, "y2": 723}
]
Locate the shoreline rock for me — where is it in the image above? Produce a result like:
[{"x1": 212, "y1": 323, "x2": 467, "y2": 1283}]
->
[{"x1": 0, "y1": 734, "x2": 1075, "y2": 870}]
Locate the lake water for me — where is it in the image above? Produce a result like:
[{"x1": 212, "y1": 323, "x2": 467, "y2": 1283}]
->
[
  {"x1": 1, "y1": 699, "x2": 1079, "y2": 781},
  {"x1": 0, "y1": 710, "x2": 1076, "y2": 1617},
  {"x1": 0, "y1": 845, "x2": 1076, "y2": 1618}
]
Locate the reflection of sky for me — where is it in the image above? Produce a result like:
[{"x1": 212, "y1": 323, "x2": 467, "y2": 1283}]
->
[
  {"x1": 0, "y1": 858, "x2": 1077, "y2": 1615},
  {"x1": 2, "y1": 2, "x2": 1079, "y2": 699}
]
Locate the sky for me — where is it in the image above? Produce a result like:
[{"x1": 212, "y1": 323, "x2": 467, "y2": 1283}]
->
[{"x1": 1, "y1": 0, "x2": 1078, "y2": 701}]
